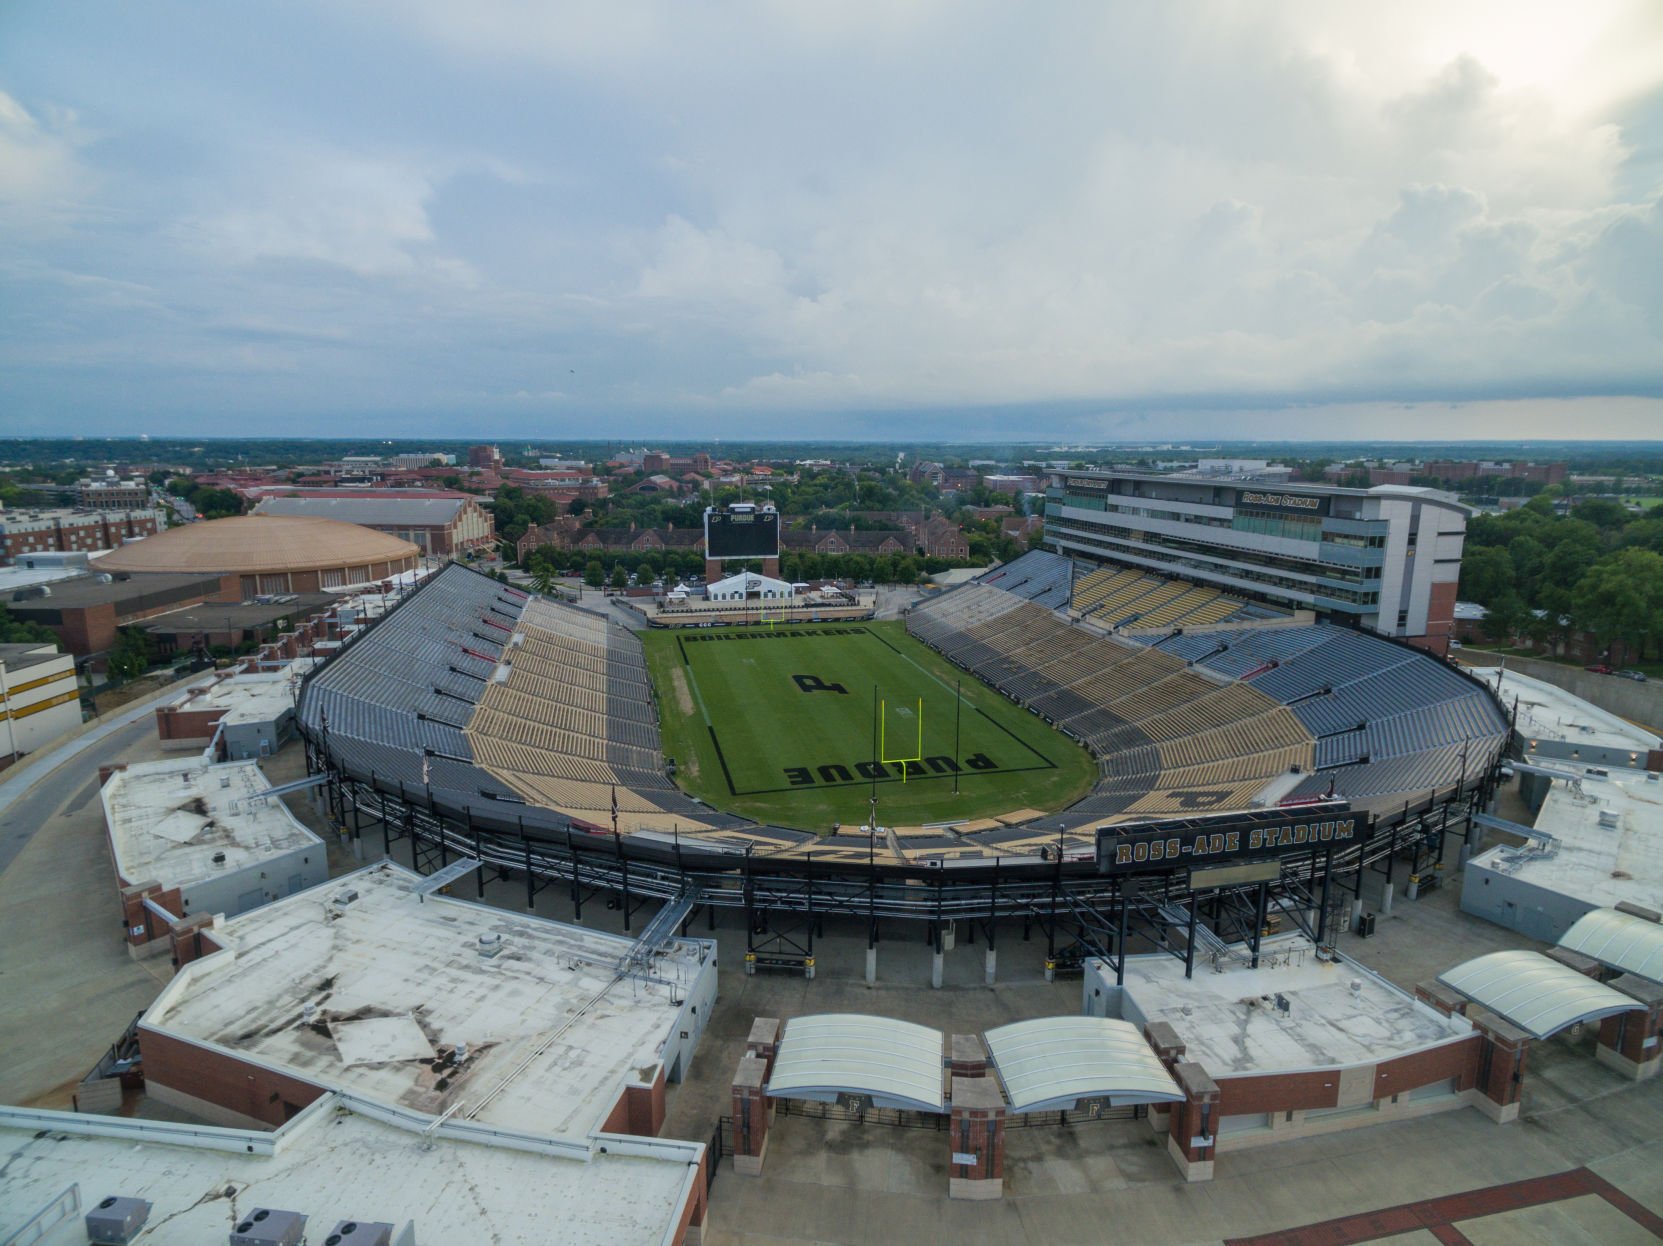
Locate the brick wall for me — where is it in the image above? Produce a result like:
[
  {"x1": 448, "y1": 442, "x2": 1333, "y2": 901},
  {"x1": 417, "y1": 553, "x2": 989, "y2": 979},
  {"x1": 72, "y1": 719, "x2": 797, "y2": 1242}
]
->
[{"x1": 138, "y1": 1026, "x2": 327, "y2": 1128}]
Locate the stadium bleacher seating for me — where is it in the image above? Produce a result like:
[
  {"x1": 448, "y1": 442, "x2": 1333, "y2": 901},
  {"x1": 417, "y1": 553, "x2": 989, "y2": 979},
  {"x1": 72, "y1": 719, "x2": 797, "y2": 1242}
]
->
[
  {"x1": 901, "y1": 553, "x2": 1508, "y2": 850},
  {"x1": 300, "y1": 556, "x2": 1508, "y2": 864}
]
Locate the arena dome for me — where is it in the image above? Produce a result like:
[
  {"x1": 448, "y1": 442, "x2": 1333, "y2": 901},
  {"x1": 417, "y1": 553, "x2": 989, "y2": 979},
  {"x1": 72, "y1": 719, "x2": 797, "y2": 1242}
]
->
[{"x1": 98, "y1": 514, "x2": 421, "y2": 595}]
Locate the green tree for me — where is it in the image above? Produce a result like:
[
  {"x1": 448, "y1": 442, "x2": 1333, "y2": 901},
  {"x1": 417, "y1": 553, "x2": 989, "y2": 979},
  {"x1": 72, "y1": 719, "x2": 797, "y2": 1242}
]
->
[
  {"x1": 584, "y1": 560, "x2": 605, "y2": 588},
  {"x1": 1572, "y1": 549, "x2": 1663, "y2": 662},
  {"x1": 1457, "y1": 546, "x2": 1514, "y2": 606},
  {"x1": 1573, "y1": 498, "x2": 1629, "y2": 530},
  {"x1": 609, "y1": 564, "x2": 628, "y2": 590},
  {"x1": 530, "y1": 566, "x2": 556, "y2": 596},
  {"x1": 1481, "y1": 594, "x2": 1529, "y2": 645},
  {"x1": 107, "y1": 628, "x2": 154, "y2": 680},
  {"x1": 0, "y1": 606, "x2": 58, "y2": 646}
]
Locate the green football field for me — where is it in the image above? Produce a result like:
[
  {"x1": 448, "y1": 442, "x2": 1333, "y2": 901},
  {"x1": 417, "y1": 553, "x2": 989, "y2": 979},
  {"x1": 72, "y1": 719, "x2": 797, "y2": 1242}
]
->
[{"x1": 640, "y1": 620, "x2": 1096, "y2": 830}]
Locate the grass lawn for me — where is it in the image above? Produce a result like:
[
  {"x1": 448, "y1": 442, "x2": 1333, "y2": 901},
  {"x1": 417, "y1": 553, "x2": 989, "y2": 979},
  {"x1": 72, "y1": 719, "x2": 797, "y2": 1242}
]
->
[{"x1": 640, "y1": 620, "x2": 1096, "y2": 830}]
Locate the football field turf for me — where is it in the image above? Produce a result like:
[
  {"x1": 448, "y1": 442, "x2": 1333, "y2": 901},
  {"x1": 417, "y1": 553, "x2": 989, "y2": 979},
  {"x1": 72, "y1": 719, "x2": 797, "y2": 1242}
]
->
[{"x1": 640, "y1": 620, "x2": 1096, "y2": 830}]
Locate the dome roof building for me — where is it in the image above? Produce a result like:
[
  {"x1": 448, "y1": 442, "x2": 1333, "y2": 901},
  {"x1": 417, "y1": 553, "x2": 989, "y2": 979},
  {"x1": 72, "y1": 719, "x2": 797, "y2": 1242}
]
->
[{"x1": 98, "y1": 515, "x2": 420, "y2": 595}]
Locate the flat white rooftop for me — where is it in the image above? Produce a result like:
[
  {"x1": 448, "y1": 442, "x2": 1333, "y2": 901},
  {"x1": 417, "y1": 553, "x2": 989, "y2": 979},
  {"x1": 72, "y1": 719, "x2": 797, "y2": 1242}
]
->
[
  {"x1": 1121, "y1": 938, "x2": 1471, "y2": 1075},
  {"x1": 181, "y1": 662, "x2": 313, "y2": 725},
  {"x1": 102, "y1": 758, "x2": 322, "y2": 889},
  {"x1": 142, "y1": 862, "x2": 709, "y2": 1141},
  {"x1": 0, "y1": 1096, "x2": 698, "y2": 1246},
  {"x1": 1475, "y1": 667, "x2": 1660, "y2": 756},
  {"x1": 1470, "y1": 769, "x2": 1663, "y2": 910}
]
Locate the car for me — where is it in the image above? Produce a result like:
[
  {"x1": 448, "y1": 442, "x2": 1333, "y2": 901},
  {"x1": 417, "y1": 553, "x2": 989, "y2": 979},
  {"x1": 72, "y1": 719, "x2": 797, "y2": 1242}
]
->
[
  {"x1": 1617, "y1": 669, "x2": 1648, "y2": 682},
  {"x1": 1585, "y1": 664, "x2": 1615, "y2": 675}
]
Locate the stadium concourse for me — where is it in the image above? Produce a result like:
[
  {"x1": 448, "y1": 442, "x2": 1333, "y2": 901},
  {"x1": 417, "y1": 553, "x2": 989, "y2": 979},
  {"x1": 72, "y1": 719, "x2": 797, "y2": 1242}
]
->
[{"x1": 296, "y1": 556, "x2": 1507, "y2": 865}]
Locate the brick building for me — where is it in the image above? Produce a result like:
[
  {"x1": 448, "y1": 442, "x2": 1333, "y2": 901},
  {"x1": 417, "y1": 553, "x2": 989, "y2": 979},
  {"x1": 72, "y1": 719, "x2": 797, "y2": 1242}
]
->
[
  {"x1": 252, "y1": 491, "x2": 496, "y2": 556},
  {"x1": 781, "y1": 527, "x2": 910, "y2": 556},
  {"x1": 132, "y1": 861, "x2": 715, "y2": 1242},
  {"x1": 76, "y1": 475, "x2": 151, "y2": 510},
  {"x1": 0, "y1": 506, "x2": 162, "y2": 563},
  {"x1": 7, "y1": 571, "x2": 242, "y2": 659}
]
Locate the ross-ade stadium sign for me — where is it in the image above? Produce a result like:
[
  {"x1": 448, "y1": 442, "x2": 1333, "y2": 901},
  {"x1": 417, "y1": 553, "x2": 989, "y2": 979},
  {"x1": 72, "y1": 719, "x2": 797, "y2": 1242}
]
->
[{"x1": 1095, "y1": 806, "x2": 1358, "y2": 874}]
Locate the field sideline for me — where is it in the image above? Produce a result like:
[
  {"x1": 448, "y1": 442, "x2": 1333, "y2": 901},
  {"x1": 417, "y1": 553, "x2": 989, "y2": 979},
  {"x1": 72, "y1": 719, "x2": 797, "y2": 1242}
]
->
[{"x1": 640, "y1": 620, "x2": 1096, "y2": 830}]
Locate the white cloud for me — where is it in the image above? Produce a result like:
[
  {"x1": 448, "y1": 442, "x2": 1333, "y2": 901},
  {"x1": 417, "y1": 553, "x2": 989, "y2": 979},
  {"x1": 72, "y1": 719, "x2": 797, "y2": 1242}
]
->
[
  {"x1": 3, "y1": 2, "x2": 1661, "y2": 431},
  {"x1": 0, "y1": 89, "x2": 92, "y2": 230}
]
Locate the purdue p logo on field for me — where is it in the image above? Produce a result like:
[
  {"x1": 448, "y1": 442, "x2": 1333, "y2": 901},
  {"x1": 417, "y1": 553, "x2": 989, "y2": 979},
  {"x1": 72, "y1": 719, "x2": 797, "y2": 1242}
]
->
[{"x1": 792, "y1": 673, "x2": 849, "y2": 695}]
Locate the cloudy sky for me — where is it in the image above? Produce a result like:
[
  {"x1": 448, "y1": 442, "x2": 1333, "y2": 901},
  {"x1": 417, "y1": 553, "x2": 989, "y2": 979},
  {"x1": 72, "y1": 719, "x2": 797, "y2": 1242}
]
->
[{"x1": 3, "y1": 2, "x2": 1661, "y2": 441}]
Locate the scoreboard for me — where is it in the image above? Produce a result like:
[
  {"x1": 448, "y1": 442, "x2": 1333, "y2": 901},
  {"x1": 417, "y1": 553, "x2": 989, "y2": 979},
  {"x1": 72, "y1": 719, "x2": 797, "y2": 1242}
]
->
[{"x1": 705, "y1": 506, "x2": 780, "y2": 560}]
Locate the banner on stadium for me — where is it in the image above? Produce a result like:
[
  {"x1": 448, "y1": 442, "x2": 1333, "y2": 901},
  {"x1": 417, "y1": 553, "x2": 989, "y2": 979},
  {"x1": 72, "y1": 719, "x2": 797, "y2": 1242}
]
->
[{"x1": 1095, "y1": 803, "x2": 1357, "y2": 874}]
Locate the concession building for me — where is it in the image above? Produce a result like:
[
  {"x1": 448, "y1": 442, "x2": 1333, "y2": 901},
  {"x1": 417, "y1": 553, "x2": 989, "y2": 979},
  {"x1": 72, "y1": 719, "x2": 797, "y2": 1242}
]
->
[
  {"x1": 100, "y1": 757, "x2": 328, "y2": 955},
  {"x1": 133, "y1": 861, "x2": 717, "y2": 1240}
]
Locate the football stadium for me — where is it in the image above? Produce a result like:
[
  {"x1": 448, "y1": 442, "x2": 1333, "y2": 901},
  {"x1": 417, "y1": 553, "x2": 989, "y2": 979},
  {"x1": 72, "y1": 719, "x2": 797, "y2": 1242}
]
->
[{"x1": 294, "y1": 543, "x2": 1510, "y2": 975}]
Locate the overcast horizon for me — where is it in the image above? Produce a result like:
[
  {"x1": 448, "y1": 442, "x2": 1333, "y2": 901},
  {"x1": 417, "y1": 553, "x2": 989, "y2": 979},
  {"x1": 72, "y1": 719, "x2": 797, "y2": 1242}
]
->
[{"x1": 3, "y1": 3, "x2": 1661, "y2": 440}]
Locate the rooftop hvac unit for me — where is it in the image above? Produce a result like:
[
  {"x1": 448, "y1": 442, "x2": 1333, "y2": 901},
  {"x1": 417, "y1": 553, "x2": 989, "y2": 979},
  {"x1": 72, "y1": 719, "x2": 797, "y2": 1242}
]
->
[
  {"x1": 85, "y1": 1195, "x2": 151, "y2": 1244},
  {"x1": 478, "y1": 932, "x2": 503, "y2": 958},
  {"x1": 323, "y1": 1222, "x2": 395, "y2": 1246},
  {"x1": 1598, "y1": 809, "x2": 1620, "y2": 830},
  {"x1": 333, "y1": 889, "x2": 360, "y2": 907},
  {"x1": 229, "y1": 1208, "x2": 306, "y2": 1246},
  {"x1": 220, "y1": 773, "x2": 232, "y2": 788}
]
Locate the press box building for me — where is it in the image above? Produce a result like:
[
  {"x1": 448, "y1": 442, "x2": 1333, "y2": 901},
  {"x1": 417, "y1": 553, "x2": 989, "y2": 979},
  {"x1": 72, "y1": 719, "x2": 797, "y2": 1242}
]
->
[{"x1": 1044, "y1": 471, "x2": 1469, "y2": 654}]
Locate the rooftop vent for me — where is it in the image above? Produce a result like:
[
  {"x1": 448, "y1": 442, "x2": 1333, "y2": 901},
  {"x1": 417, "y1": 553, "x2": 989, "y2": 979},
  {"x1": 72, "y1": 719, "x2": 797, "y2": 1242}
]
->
[
  {"x1": 86, "y1": 1195, "x2": 151, "y2": 1244},
  {"x1": 1598, "y1": 809, "x2": 1621, "y2": 830},
  {"x1": 1274, "y1": 993, "x2": 1292, "y2": 1014},
  {"x1": 324, "y1": 1223, "x2": 395, "y2": 1246},
  {"x1": 1349, "y1": 979, "x2": 1363, "y2": 993},
  {"x1": 229, "y1": 1208, "x2": 306, "y2": 1246},
  {"x1": 210, "y1": 851, "x2": 227, "y2": 869},
  {"x1": 478, "y1": 932, "x2": 503, "y2": 959},
  {"x1": 332, "y1": 889, "x2": 360, "y2": 908},
  {"x1": 220, "y1": 773, "x2": 232, "y2": 789}
]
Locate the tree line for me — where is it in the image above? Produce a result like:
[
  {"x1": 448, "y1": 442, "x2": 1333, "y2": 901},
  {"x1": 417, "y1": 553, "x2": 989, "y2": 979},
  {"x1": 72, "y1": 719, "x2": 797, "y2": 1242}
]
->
[{"x1": 1458, "y1": 493, "x2": 1663, "y2": 664}]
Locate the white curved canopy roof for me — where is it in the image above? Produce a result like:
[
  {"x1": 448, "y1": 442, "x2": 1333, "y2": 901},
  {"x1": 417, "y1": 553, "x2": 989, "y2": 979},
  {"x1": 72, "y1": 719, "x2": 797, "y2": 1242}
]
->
[
  {"x1": 1559, "y1": 909, "x2": 1663, "y2": 984},
  {"x1": 985, "y1": 1017, "x2": 1182, "y2": 1113},
  {"x1": 1438, "y1": 950, "x2": 1642, "y2": 1039},
  {"x1": 766, "y1": 1014, "x2": 945, "y2": 1113}
]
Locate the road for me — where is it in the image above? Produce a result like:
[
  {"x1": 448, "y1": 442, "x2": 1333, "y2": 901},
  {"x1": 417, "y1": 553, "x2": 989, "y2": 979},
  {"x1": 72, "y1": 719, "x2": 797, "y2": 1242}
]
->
[{"x1": 0, "y1": 674, "x2": 216, "y2": 872}]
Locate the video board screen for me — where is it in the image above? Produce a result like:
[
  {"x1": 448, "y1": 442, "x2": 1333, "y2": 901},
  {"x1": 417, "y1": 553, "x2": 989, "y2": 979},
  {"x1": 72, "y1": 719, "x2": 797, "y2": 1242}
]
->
[{"x1": 706, "y1": 510, "x2": 780, "y2": 559}]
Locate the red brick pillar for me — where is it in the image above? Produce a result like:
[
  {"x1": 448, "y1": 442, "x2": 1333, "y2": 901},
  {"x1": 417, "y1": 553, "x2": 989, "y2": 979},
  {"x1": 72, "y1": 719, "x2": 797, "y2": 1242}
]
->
[
  {"x1": 169, "y1": 913, "x2": 216, "y2": 967},
  {"x1": 1471, "y1": 1014, "x2": 1530, "y2": 1123},
  {"x1": 1415, "y1": 980, "x2": 1471, "y2": 1019},
  {"x1": 120, "y1": 882, "x2": 164, "y2": 949},
  {"x1": 731, "y1": 1055, "x2": 770, "y2": 1176},
  {"x1": 745, "y1": 1017, "x2": 781, "y2": 1081},
  {"x1": 1596, "y1": 980, "x2": 1662, "y2": 1081},
  {"x1": 1144, "y1": 1021, "x2": 1186, "y2": 1134},
  {"x1": 950, "y1": 1034, "x2": 987, "y2": 1079},
  {"x1": 1166, "y1": 1062, "x2": 1220, "y2": 1182},
  {"x1": 948, "y1": 1075, "x2": 1006, "y2": 1200}
]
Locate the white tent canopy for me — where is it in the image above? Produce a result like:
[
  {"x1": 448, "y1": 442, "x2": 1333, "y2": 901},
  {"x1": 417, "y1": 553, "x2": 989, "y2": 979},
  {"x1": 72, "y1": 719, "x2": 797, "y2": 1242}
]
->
[
  {"x1": 706, "y1": 571, "x2": 794, "y2": 602},
  {"x1": 1559, "y1": 909, "x2": 1663, "y2": 985},
  {"x1": 984, "y1": 1017, "x2": 1183, "y2": 1114},
  {"x1": 1438, "y1": 950, "x2": 1643, "y2": 1039},
  {"x1": 765, "y1": 1014, "x2": 945, "y2": 1113}
]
